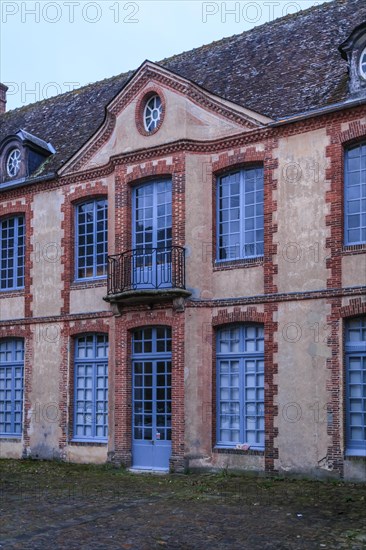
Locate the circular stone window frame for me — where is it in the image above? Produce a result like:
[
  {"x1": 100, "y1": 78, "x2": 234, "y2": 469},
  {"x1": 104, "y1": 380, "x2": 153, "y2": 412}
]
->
[
  {"x1": 359, "y1": 46, "x2": 366, "y2": 80},
  {"x1": 6, "y1": 147, "x2": 22, "y2": 178},
  {"x1": 136, "y1": 88, "x2": 166, "y2": 137}
]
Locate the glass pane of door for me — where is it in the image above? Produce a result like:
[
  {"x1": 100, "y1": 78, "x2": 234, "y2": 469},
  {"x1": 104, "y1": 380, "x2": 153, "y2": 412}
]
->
[{"x1": 133, "y1": 180, "x2": 172, "y2": 288}]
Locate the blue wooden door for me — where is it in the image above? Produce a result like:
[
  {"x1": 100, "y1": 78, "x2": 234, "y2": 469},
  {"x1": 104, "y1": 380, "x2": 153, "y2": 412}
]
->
[
  {"x1": 132, "y1": 327, "x2": 172, "y2": 470},
  {"x1": 133, "y1": 180, "x2": 172, "y2": 289}
]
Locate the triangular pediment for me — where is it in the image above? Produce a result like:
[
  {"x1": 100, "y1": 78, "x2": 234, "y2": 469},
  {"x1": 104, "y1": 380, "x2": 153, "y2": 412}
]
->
[{"x1": 59, "y1": 61, "x2": 272, "y2": 176}]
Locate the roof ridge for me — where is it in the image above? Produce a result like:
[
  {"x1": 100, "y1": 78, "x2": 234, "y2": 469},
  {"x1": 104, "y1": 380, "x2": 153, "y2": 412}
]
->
[
  {"x1": 1, "y1": 0, "x2": 340, "y2": 117},
  {"x1": 158, "y1": 0, "x2": 336, "y2": 66}
]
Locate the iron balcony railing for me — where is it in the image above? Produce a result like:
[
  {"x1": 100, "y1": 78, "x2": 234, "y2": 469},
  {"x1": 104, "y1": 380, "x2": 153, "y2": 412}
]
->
[{"x1": 107, "y1": 246, "x2": 186, "y2": 295}]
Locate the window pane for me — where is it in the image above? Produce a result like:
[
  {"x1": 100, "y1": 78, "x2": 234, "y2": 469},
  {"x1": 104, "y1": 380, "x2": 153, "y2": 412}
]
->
[
  {"x1": 217, "y1": 168, "x2": 264, "y2": 260},
  {"x1": 74, "y1": 334, "x2": 108, "y2": 440},
  {"x1": 345, "y1": 144, "x2": 366, "y2": 245},
  {"x1": 0, "y1": 216, "x2": 25, "y2": 290},
  {"x1": 0, "y1": 339, "x2": 24, "y2": 435},
  {"x1": 76, "y1": 200, "x2": 107, "y2": 279},
  {"x1": 216, "y1": 325, "x2": 264, "y2": 449},
  {"x1": 346, "y1": 318, "x2": 366, "y2": 453}
]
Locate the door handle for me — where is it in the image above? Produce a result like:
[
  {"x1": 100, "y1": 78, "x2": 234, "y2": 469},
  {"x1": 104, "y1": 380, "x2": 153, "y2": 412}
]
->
[{"x1": 151, "y1": 440, "x2": 155, "y2": 445}]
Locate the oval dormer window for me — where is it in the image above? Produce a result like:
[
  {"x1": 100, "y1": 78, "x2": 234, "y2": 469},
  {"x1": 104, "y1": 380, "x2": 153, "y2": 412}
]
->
[
  {"x1": 6, "y1": 148, "x2": 21, "y2": 178},
  {"x1": 143, "y1": 95, "x2": 162, "y2": 133},
  {"x1": 360, "y1": 46, "x2": 366, "y2": 79}
]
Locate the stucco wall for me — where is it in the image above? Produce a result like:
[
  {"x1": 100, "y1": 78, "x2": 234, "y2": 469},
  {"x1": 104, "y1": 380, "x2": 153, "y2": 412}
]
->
[
  {"x1": 70, "y1": 286, "x2": 109, "y2": 314},
  {"x1": 0, "y1": 440, "x2": 23, "y2": 459},
  {"x1": 31, "y1": 190, "x2": 64, "y2": 317},
  {"x1": 27, "y1": 328, "x2": 63, "y2": 459},
  {"x1": 0, "y1": 296, "x2": 24, "y2": 320},
  {"x1": 342, "y1": 253, "x2": 366, "y2": 287},
  {"x1": 65, "y1": 445, "x2": 108, "y2": 464},
  {"x1": 274, "y1": 130, "x2": 330, "y2": 293},
  {"x1": 275, "y1": 299, "x2": 332, "y2": 475}
]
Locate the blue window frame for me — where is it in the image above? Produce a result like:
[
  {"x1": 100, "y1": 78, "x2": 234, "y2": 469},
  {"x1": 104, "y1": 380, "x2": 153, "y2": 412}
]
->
[
  {"x1": 0, "y1": 215, "x2": 25, "y2": 290},
  {"x1": 345, "y1": 318, "x2": 366, "y2": 456},
  {"x1": 217, "y1": 167, "x2": 264, "y2": 261},
  {"x1": 216, "y1": 324, "x2": 264, "y2": 449},
  {"x1": 73, "y1": 334, "x2": 108, "y2": 441},
  {"x1": 344, "y1": 142, "x2": 366, "y2": 245},
  {"x1": 75, "y1": 199, "x2": 107, "y2": 280},
  {"x1": 0, "y1": 339, "x2": 24, "y2": 437}
]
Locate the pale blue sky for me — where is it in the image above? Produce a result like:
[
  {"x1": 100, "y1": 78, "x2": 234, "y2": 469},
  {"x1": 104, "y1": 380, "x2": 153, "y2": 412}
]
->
[{"x1": 1, "y1": 0, "x2": 331, "y2": 111}]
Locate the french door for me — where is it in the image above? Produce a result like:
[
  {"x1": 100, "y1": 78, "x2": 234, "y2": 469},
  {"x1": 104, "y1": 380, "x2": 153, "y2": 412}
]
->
[
  {"x1": 132, "y1": 327, "x2": 172, "y2": 470},
  {"x1": 133, "y1": 179, "x2": 172, "y2": 289}
]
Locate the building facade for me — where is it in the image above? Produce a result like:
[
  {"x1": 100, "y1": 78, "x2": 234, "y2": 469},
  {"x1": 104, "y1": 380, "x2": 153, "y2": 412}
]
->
[{"x1": 0, "y1": 0, "x2": 365, "y2": 480}]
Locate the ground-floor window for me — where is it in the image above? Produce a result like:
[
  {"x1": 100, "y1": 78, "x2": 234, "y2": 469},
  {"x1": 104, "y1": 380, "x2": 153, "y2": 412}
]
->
[
  {"x1": 216, "y1": 324, "x2": 264, "y2": 450},
  {"x1": 0, "y1": 338, "x2": 24, "y2": 436},
  {"x1": 73, "y1": 334, "x2": 108, "y2": 441},
  {"x1": 345, "y1": 317, "x2": 366, "y2": 456}
]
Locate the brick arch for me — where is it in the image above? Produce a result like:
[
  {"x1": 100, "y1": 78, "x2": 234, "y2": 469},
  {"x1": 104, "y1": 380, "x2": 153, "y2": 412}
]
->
[
  {"x1": 68, "y1": 319, "x2": 110, "y2": 337},
  {"x1": 0, "y1": 325, "x2": 29, "y2": 340},
  {"x1": 212, "y1": 307, "x2": 266, "y2": 327},
  {"x1": 338, "y1": 121, "x2": 366, "y2": 148},
  {"x1": 212, "y1": 148, "x2": 265, "y2": 175},
  {"x1": 125, "y1": 160, "x2": 175, "y2": 185},
  {"x1": 340, "y1": 298, "x2": 366, "y2": 318}
]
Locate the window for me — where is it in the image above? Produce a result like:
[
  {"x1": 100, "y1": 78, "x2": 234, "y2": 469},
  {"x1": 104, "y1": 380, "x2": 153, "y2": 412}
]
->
[
  {"x1": 217, "y1": 167, "x2": 264, "y2": 261},
  {"x1": 143, "y1": 95, "x2": 162, "y2": 132},
  {"x1": 216, "y1": 324, "x2": 264, "y2": 449},
  {"x1": 6, "y1": 148, "x2": 21, "y2": 178},
  {"x1": 0, "y1": 215, "x2": 25, "y2": 290},
  {"x1": 75, "y1": 199, "x2": 107, "y2": 280},
  {"x1": 73, "y1": 334, "x2": 108, "y2": 441},
  {"x1": 360, "y1": 46, "x2": 366, "y2": 79},
  {"x1": 0, "y1": 339, "x2": 24, "y2": 437},
  {"x1": 345, "y1": 318, "x2": 366, "y2": 456},
  {"x1": 344, "y1": 143, "x2": 366, "y2": 245}
]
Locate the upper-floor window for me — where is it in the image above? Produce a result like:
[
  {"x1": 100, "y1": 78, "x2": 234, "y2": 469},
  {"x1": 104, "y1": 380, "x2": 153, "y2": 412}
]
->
[
  {"x1": 0, "y1": 338, "x2": 24, "y2": 437},
  {"x1": 143, "y1": 95, "x2": 162, "y2": 133},
  {"x1": 75, "y1": 199, "x2": 107, "y2": 280},
  {"x1": 216, "y1": 324, "x2": 264, "y2": 450},
  {"x1": 345, "y1": 317, "x2": 366, "y2": 456},
  {"x1": 344, "y1": 143, "x2": 366, "y2": 246},
  {"x1": 73, "y1": 333, "x2": 108, "y2": 441},
  {"x1": 216, "y1": 167, "x2": 264, "y2": 261},
  {"x1": 0, "y1": 215, "x2": 25, "y2": 290}
]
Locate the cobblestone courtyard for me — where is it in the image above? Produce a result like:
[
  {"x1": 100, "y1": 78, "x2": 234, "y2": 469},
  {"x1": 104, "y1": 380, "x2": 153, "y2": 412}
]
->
[{"x1": 0, "y1": 460, "x2": 365, "y2": 549}]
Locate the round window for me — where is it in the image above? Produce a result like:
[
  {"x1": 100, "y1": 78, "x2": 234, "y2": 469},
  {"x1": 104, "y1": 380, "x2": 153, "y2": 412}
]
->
[
  {"x1": 360, "y1": 47, "x2": 366, "y2": 79},
  {"x1": 6, "y1": 148, "x2": 21, "y2": 178},
  {"x1": 143, "y1": 95, "x2": 162, "y2": 132}
]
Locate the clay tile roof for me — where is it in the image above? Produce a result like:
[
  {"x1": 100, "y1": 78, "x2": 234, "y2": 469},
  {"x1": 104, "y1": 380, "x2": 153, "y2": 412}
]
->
[{"x1": 1, "y1": 0, "x2": 365, "y2": 179}]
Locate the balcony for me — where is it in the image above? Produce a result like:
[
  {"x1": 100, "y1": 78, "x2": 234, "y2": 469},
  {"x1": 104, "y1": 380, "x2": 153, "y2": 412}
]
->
[{"x1": 104, "y1": 246, "x2": 191, "y2": 309}]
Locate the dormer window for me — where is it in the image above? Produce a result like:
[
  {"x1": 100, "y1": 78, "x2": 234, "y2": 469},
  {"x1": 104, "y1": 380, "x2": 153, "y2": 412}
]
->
[
  {"x1": 339, "y1": 22, "x2": 366, "y2": 99},
  {"x1": 360, "y1": 46, "x2": 366, "y2": 79},
  {"x1": 6, "y1": 148, "x2": 21, "y2": 178},
  {"x1": 0, "y1": 129, "x2": 55, "y2": 187}
]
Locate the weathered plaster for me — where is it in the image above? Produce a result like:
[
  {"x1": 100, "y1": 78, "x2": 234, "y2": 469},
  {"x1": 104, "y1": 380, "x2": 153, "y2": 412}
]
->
[
  {"x1": 0, "y1": 296, "x2": 24, "y2": 321},
  {"x1": 31, "y1": 190, "x2": 64, "y2": 317}
]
